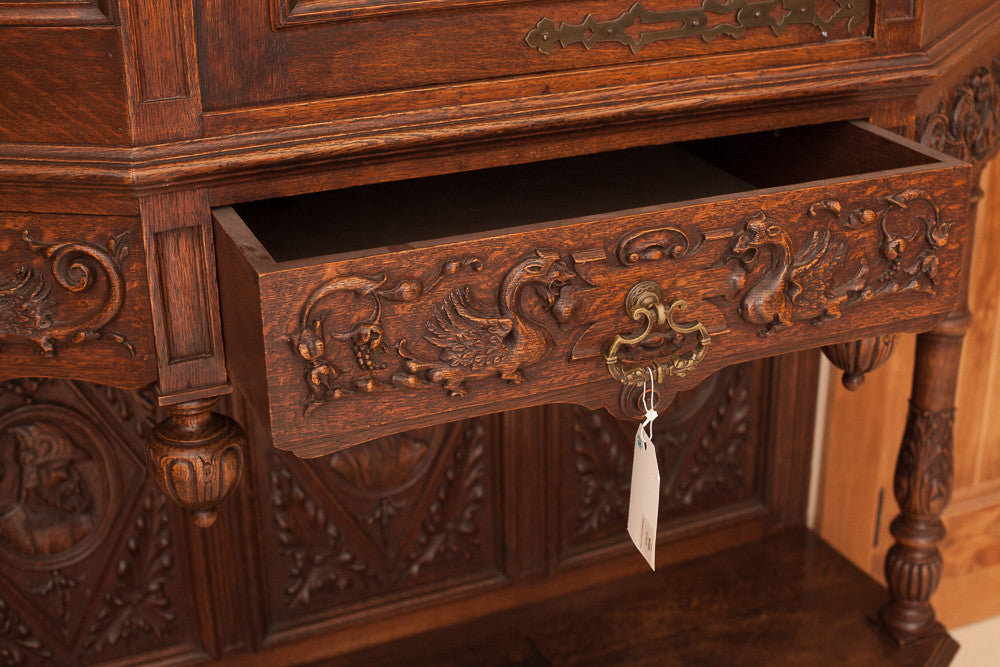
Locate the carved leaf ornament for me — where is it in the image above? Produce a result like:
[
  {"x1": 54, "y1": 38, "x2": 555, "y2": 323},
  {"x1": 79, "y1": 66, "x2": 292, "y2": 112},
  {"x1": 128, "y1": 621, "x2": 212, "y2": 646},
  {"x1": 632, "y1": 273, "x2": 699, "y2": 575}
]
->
[{"x1": 0, "y1": 230, "x2": 134, "y2": 357}]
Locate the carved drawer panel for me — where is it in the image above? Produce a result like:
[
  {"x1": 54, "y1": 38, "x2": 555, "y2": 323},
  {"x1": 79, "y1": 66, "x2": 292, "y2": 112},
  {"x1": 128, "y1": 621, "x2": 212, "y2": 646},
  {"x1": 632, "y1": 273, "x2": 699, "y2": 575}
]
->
[{"x1": 213, "y1": 121, "x2": 970, "y2": 457}]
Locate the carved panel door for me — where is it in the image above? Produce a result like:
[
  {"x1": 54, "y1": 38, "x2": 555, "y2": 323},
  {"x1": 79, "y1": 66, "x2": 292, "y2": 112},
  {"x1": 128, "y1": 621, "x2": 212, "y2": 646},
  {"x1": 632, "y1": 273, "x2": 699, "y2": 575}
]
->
[{"x1": 0, "y1": 352, "x2": 815, "y2": 664}]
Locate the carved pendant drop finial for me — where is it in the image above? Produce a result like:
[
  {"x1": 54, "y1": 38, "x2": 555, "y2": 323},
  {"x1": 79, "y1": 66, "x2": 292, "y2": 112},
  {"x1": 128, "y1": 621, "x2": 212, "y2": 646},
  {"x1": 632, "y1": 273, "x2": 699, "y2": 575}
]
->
[{"x1": 145, "y1": 397, "x2": 245, "y2": 528}]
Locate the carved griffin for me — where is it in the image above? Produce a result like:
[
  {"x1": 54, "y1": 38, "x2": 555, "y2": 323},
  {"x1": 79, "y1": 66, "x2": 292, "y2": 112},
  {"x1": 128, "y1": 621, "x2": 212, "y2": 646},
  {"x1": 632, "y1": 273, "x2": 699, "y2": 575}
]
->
[
  {"x1": 724, "y1": 213, "x2": 870, "y2": 335},
  {"x1": 399, "y1": 250, "x2": 576, "y2": 396}
]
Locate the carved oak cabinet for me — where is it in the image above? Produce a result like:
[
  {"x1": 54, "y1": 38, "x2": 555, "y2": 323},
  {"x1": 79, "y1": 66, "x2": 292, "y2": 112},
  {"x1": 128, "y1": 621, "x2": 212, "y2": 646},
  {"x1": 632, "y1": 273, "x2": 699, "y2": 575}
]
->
[{"x1": 0, "y1": 0, "x2": 996, "y2": 664}]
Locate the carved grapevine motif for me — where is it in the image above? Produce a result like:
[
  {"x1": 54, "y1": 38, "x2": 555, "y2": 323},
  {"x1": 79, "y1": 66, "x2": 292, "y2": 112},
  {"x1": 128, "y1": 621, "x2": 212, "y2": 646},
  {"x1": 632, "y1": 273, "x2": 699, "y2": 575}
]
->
[
  {"x1": 84, "y1": 488, "x2": 176, "y2": 653},
  {"x1": 919, "y1": 57, "x2": 1000, "y2": 164},
  {"x1": 0, "y1": 230, "x2": 134, "y2": 357},
  {"x1": 405, "y1": 420, "x2": 487, "y2": 576},
  {"x1": 0, "y1": 598, "x2": 51, "y2": 665},
  {"x1": 290, "y1": 250, "x2": 578, "y2": 411},
  {"x1": 270, "y1": 458, "x2": 376, "y2": 608},
  {"x1": 526, "y1": 0, "x2": 868, "y2": 55}
]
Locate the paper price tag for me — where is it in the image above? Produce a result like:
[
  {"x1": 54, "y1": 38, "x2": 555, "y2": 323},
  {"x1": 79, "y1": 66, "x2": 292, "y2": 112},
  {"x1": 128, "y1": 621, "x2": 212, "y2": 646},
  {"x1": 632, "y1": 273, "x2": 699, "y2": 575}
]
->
[{"x1": 627, "y1": 427, "x2": 660, "y2": 570}]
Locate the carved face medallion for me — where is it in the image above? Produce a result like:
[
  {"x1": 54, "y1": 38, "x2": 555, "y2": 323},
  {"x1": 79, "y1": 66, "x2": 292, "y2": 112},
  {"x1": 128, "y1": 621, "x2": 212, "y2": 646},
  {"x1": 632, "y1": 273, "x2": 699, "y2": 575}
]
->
[{"x1": 0, "y1": 406, "x2": 119, "y2": 568}]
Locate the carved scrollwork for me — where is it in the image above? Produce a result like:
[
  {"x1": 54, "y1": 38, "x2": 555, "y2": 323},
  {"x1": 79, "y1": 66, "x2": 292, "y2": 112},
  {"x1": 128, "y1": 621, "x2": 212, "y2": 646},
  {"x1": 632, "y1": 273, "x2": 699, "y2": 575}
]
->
[
  {"x1": 525, "y1": 0, "x2": 868, "y2": 55},
  {"x1": 0, "y1": 230, "x2": 134, "y2": 357},
  {"x1": 290, "y1": 251, "x2": 579, "y2": 410},
  {"x1": 616, "y1": 227, "x2": 703, "y2": 265},
  {"x1": 719, "y1": 189, "x2": 946, "y2": 335},
  {"x1": 919, "y1": 57, "x2": 1000, "y2": 164}
]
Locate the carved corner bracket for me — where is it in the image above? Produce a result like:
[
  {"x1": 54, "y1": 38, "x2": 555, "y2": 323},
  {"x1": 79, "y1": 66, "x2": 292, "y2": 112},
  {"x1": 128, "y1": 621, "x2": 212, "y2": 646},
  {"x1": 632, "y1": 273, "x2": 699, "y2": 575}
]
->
[
  {"x1": 919, "y1": 56, "x2": 1000, "y2": 167},
  {"x1": 1, "y1": 229, "x2": 135, "y2": 357}
]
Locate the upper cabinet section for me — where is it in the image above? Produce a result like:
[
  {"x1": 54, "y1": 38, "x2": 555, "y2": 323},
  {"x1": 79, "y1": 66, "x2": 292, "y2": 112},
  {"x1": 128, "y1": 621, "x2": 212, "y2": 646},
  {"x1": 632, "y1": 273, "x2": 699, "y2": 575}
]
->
[
  {"x1": 195, "y1": 0, "x2": 875, "y2": 111},
  {"x1": 0, "y1": 1, "x2": 128, "y2": 145}
]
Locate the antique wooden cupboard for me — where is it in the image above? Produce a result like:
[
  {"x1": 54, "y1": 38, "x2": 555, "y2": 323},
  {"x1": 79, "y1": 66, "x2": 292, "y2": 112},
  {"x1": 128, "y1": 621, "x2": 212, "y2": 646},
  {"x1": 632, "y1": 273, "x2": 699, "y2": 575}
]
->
[{"x1": 0, "y1": 1, "x2": 997, "y2": 664}]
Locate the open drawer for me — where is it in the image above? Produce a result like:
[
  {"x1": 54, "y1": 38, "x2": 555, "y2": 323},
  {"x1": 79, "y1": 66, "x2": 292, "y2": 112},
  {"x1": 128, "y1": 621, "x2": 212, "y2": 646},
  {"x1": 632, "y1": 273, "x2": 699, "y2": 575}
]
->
[{"x1": 213, "y1": 122, "x2": 970, "y2": 457}]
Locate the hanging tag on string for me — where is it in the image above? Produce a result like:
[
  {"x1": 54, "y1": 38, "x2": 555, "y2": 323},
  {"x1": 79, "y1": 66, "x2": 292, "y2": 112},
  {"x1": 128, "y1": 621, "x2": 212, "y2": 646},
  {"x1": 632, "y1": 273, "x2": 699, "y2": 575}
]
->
[{"x1": 627, "y1": 369, "x2": 661, "y2": 570}]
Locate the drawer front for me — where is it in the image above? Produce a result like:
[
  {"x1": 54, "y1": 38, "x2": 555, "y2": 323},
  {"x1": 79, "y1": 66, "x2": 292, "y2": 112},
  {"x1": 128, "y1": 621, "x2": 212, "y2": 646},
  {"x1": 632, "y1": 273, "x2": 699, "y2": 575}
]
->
[
  {"x1": 196, "y1": 0, "x2": 871, "y2": 111},
  {"x1": 214, "y1": 127, "x2": 970, "y2": 457}
]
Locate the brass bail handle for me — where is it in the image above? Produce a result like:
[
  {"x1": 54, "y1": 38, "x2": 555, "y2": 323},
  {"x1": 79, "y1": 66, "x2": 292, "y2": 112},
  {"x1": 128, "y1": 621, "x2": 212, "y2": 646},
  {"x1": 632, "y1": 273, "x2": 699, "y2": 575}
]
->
[{"x1": 603, "y1": 281, "x2": 711, "y2": 386}]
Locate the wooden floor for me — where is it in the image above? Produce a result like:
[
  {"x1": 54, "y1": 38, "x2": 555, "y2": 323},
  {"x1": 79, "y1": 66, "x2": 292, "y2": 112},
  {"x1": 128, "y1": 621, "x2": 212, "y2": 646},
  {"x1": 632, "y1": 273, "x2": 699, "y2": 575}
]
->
[{"x1": 324, "y1": 529, "x2": 957, "y2": 666}]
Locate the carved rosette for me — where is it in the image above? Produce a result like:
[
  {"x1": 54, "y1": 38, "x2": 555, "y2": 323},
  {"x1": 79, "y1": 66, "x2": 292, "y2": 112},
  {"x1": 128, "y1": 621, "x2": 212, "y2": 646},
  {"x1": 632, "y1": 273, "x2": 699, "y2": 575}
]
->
[
  {"x1": 919, "y1": 57, "x2": 1000, "y2": 164},
  {"x1": 822, "y1": 335, "x2": 897, "y2": 390},
  {"x1": 145, "y1": 398, "x2": 245, "y2": 528},
  {"x1": 0, "y1": 229, "x2": 135, "y2": 357}
]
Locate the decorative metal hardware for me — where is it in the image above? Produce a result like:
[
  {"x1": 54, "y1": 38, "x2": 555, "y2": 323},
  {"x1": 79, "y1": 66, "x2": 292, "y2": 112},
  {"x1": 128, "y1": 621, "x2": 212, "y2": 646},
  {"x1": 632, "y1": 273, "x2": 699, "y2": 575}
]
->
[
  {"x1": 525, "y1": 0, "x2": 868, "y2": 55},
  {"x1": 604, "y1": 281, "x2": 710, "y2": 385}
]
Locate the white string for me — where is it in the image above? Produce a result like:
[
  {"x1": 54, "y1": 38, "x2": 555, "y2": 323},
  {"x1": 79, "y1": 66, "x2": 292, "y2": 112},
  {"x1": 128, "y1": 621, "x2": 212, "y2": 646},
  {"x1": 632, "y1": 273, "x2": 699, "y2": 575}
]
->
[{"x1": 640, "y1": 367, "x2": 658, "y2": 444}]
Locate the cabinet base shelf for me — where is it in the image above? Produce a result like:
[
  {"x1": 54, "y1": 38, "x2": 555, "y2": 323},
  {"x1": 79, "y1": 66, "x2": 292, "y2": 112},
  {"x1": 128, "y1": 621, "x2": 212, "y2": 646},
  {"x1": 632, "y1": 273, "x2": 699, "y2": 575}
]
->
[{"x1": 328, "y1": 528, "x2": 958, "y2": 666}]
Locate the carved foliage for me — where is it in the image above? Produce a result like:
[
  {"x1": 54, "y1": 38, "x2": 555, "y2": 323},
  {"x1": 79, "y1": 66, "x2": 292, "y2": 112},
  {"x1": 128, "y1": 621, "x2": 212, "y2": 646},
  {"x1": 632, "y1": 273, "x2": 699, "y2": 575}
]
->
[
  {"x1": 720, "y1": 190, "x2": 947, "y2": 335},
  {"x1": 573, "y1": 411, "x2": 631, "y2": 536},
  {"x1": 289, "y1": 251, "x2": 578, "y2": 411},
  {"x1": 266, "y1": 417, "x2": 494, "y2": 614},
  {"x1": 664, "y1": 366, "x2": 750, "y2": 510},
  {"x1": 564, "y1": 365, "x2": 755, "y2": 550},
  {"x1": 271, "y1": 458, "x2": 377, "y2": 608},
  {"x1": 919, "y1": 57, "x2": 1000, "y2": 164},
  {"x1": 0, "y1": 598, "x2": 51, "y2": 665},
  {"x1": 0, "y1": 230, "x2": 134, "y2": 357},
  {"x1": 84, "y1": 489, "x2": 177, "y2": 653},
  {"x1": 84, "y1": 488, "x2": 176, "y2": 653},
  {"x1": 526, "y1": 0, "x2": 869, "y2": 55},
  {"x1": 404, "y1": 420, "x2": 487, "y2": 576},
  {"x1": 894, "y1": 405, "x2": 954, "y2": 518}
]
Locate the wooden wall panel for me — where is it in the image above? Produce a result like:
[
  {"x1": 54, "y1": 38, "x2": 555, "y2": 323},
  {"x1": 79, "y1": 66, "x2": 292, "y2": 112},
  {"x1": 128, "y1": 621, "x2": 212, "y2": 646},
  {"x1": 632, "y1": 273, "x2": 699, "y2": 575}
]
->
[{"x1": 818, "y1": 159, "x2": 1000, "y2": 627}]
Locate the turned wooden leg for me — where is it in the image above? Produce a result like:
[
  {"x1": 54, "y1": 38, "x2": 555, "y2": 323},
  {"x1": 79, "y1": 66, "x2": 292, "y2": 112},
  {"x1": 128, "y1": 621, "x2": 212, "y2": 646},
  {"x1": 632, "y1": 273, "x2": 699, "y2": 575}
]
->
[
  {"x1": 145, "y1": 397, "x2": 246, "y2": 528},
  {"x1": 822, "y1": 335, "x2": 897, "y2": 390},
  {"x1": 878, "y1": 314, "x2": 965, "y2": 642}
]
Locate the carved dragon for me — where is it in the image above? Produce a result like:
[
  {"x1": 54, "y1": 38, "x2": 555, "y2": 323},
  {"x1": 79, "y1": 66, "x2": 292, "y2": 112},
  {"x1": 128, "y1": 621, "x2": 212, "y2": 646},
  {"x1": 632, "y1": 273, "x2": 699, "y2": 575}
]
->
[
  {"x1": 724, "y1": 213, "x2": 870, "y2": 335},
  {"x1": 398, "y1": 250, "x2": 576, "y2": 396}
]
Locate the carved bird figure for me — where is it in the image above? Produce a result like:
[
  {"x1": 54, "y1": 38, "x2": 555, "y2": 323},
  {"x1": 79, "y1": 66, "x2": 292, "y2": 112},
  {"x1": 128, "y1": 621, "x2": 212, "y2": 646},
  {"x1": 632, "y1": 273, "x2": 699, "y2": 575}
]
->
[
  {"x1": 729, "y1": 214, "x2": 869, "y2": 335},
  {"x1": 399, "y1": 250, "x2": 575, "y2": 396}
]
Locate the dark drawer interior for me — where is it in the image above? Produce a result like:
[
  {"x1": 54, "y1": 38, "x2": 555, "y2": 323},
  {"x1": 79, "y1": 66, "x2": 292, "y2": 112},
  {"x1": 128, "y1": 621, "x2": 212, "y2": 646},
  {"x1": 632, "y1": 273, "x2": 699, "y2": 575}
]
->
[{"x1": 233, "y1": 122, "x2": 937, "y2": 263}]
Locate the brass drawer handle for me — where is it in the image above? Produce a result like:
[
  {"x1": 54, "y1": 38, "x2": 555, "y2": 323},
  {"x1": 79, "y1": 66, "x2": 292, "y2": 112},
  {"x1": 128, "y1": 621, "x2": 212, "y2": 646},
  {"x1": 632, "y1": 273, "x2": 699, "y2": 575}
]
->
[{"x1": 604, "y1": 281, "x2": 710, "y2": 386}]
